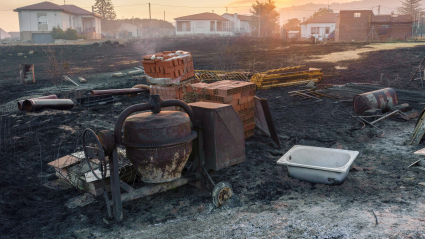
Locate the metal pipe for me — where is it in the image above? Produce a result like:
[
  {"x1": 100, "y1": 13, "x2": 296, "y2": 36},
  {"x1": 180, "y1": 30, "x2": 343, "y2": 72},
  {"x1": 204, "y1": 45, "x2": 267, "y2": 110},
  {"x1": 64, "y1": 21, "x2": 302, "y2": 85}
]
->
[
  {"x1": 22, "y1": 99, "x2": 74, "y2": 112},
  {"x1": 91, "y1": 88, "x2": 147, "y2": 95},
  {"x1": 370, "y1": 110, "x2": 400, "y2": 125},
  {"x1": 121, "y1": 173, "x2": 200, "y2": 203},
  {"x1": 114, "y1": 95, "x2": 194, "y2": 145},
  {"x1": 18, "y1": 95, "x2": 57, "y2": 111}
]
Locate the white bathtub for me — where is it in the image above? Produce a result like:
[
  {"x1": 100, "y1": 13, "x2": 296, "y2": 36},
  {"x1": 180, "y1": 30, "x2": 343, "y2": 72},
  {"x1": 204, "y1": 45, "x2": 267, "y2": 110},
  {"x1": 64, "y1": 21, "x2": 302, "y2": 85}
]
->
[{"x1": 277, "y1": 145, "x2": 359, "y2": 185}]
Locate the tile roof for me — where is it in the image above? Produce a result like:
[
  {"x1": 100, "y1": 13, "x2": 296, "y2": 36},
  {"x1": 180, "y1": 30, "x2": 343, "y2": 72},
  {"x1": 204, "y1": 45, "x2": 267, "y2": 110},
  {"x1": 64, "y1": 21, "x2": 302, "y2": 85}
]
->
[
  {"x1": 175, "y1": 12, "x2": 229, "y2": 21},
  {"x1": 371, "y1": 14, "x2": 413, "y2": 23},
  {"x1": 14, "y1": 1, "x2": 65, "y2": 11},
  {"x1": 62, "y1": 5, "x2": 94, "y2": 15},
  {"x1": 301, "y1": 13, "x2": 339, "y2": 24},
  {"x1": 238, "y1": 15, "x2": 252, "y2": 21},
  {"x1": 14, "y1": 1, "x2": 101, "y2": 17}
]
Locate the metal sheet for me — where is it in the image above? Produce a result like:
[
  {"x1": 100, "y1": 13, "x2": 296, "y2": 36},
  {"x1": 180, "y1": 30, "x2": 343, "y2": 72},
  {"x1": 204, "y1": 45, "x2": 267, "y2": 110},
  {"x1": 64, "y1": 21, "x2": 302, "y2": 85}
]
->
[
  {"x1": 32, "y1": 33, "x2": 54, "y2": 44},
  {"x1": 254, "y1": 97, "x2": 281, "y2": 148},
  {"x1": 189, "y1": 102, "x2": 246, "y2": 171}
]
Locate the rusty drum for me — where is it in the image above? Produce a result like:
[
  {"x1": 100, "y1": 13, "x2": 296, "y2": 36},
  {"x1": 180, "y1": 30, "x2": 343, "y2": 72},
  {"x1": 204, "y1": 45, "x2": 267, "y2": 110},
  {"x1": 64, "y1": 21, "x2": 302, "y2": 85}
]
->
[
  {"x1": 123, "y1": 111, "x2": 196, "y2": 183},
  {"x1": 353, "y1": 88, "x2": 398, "y2": 115}
]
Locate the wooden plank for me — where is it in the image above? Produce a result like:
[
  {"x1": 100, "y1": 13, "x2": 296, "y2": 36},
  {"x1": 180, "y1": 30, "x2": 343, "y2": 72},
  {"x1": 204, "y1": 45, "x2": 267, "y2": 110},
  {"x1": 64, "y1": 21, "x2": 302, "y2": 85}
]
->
[
  {"x1": 414, "y1": 148, "x2": 425, "y2": 156},
  {"x1": 48, "y1": 155, "x2": 81, "y2": 169}
]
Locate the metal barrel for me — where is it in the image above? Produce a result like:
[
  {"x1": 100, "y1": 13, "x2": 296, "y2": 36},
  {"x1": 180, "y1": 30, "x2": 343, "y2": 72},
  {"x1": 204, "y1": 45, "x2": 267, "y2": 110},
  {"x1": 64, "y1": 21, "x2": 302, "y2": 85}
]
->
[
  {"x1": 91, "y1": 88, "x2": 146, "y2": 96},
  {"x1": 18, "y1": 95, "x2": 58, "y2": 111},
  {"x1": 22, "y1": 99, "x2": 74, "y2": 112},
  {"x1": 353, "y1": 88, "x2": 398, "y2": 115}
]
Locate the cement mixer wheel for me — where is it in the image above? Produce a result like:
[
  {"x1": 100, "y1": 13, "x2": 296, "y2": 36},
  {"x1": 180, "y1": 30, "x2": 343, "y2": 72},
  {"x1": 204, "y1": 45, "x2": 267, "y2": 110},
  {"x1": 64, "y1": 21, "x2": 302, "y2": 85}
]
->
[{"x1": 212, "y1": 182, "x2": 233, "y2": 207}]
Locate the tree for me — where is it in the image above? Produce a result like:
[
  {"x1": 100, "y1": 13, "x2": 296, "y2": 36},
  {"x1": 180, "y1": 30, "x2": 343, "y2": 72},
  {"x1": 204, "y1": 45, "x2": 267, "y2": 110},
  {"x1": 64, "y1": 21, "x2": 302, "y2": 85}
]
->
[
  {"x1": 250, "y1": 0, "x2": 280, "y2": 37},
  {"x1": 94, "y1": 0, "x2": 117, "y2": 20},
  {"x1": 397, "y1": 0, "x2": 422, "y2": 16},
  {"x1": 309, "y1": 8, "x2": 333, "y2": 19},
  {"x1": 284, "y1": 18, "x2": 301, "y2": 31}
]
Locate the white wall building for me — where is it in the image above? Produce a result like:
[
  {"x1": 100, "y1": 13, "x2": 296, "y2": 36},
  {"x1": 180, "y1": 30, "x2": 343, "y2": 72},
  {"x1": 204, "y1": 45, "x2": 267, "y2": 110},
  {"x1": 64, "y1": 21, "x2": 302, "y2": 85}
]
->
[
  {"x1": 221, "y1": 13, "x2": 252, "y2": 35},
  {"x1": 300, "y1": 13, "x2": 338, "y2": 40},
  {"x1": 174, "y1": 12, "x2": 232, "y2": 36},
  {"x1": 117, "y1": 23, "x2": 143, "y2": 38},
  {"x1": 14, "y1": 1, "x2": 102, "y2": 43},
  {"x1": 0, "y1": 28, "x2": 11, "y2": 39}
]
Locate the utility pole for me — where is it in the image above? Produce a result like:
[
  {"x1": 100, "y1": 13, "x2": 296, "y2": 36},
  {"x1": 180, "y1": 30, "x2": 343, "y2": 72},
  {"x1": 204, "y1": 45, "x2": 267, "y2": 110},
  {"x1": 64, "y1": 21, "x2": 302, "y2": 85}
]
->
[
  {"x1": 164, "y1": 11, "x2": 165, "y2": 21},
  {"x1": 378, "y1": 5, "x2": 380, "y2": 15},
  {"x1": 149, "y1": 3, "x2": 151, "y2": 35}
]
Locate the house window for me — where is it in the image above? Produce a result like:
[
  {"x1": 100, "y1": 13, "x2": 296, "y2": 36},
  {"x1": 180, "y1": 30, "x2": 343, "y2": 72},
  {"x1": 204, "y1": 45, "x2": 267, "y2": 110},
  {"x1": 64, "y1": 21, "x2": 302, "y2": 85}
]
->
[
  {"x1": 217, "y1": 21, "x2": 223, "y2": 31},
  {"x1": 311, "y1": 27, "x2": 319, "y2": 34},
  {"x1": 37, "y1": 13, "x2": 48, "y2": 31},
  {"x1": 38, "y1": 13, "x2": 47, "y2": 25},
  {"x1": 196, "y1": 22, "x2": 204, "y2": 28},
  {"x1": 177, "y1": 21, "x2": 191, "y2": 32},
  {"x1": 354, "y1": 13, "x2": 361, "y2": 18},
  {"x1": 210, "y1": 21, "x2": 215, "y2": 31},
  {"x1": 379, "y1": 25, "x2": 390, "y2": 35},
  {"x1": 325, "y1": 27, "x2": 330, "y2": 34}
]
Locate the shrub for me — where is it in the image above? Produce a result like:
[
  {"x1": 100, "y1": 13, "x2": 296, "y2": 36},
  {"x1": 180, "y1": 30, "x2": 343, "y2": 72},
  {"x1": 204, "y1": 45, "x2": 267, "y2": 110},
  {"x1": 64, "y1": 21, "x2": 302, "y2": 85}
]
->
[
  {"x1": 51, "y1": 27, "x2": 83, "y2": 40},
  {"x1": 64, "y1": 28, "x2": 79, "y2": 40},
  {"x1": 51, "y1": 27, "x2": 65, "y2": 39}
]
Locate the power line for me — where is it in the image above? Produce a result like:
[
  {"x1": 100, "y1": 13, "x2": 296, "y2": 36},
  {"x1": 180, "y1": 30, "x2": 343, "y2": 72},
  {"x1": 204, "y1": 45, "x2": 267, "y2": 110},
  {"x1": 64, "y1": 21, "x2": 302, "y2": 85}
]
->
[{"x1": 152, "y1": 4, "x2": 251, "y2": 9}]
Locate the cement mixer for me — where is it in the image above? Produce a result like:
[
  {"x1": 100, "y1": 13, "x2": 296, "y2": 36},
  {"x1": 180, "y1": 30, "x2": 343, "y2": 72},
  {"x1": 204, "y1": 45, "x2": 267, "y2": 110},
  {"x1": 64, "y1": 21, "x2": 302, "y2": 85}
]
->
[{"x1": 82, "y1": 95, "x2": 246, "y2": 222}]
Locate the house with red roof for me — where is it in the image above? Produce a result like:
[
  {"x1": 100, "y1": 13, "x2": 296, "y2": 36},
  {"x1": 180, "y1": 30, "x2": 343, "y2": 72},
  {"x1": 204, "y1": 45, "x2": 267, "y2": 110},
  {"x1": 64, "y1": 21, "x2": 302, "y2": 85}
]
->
[
  {"x1": 14, "y1": 1, "x2": 102, "y2": 43},
  {"x1": 221, "y1": 13, "x2": 253, "y2": 35},
  {"x1": 174, "y1": 12, "x2": 232, "y2": 36},
  {"x1": 300, "y1": 13, "x2": 339, "y2": 40}
]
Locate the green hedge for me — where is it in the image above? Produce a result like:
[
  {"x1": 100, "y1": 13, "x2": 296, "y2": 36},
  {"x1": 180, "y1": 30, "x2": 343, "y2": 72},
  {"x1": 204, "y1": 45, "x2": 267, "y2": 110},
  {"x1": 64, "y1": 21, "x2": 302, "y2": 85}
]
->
[{"x1": 51, "y1": 27, "x2": 83, "y2": 40}]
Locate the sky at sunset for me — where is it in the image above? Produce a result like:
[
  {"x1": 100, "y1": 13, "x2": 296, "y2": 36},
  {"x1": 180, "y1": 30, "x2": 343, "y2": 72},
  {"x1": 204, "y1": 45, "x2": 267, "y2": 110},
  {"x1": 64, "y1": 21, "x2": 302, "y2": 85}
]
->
[{"x1": 0, "y1": 0, "x2": 359, "y2": 32}]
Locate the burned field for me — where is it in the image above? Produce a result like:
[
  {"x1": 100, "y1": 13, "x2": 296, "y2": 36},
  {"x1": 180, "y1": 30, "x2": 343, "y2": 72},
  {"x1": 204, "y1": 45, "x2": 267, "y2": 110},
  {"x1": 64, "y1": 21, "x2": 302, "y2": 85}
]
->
[{"x1": 2, "y1": 39, "x2": 425, "y2": 238}]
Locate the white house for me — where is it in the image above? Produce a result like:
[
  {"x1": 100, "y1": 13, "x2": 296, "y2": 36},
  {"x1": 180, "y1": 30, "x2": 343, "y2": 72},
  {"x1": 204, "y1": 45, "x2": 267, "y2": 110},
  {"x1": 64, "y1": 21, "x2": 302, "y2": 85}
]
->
[
  {"x1": 174, "y1": 12, "x2": 232, "y2": 36},
  {"x1": 221, "y1": 13, "x2": 253, "y2": 35},
  {"x1": 0, "y1": 28, "x2": 11, "y2": 39},
  {"x1": 300, "y1": 13, "x2": 339, "y2": 40},
  {"x1": 117, "y1": 23, "x2": 143, "y2": 38},
  {"x1": 14, "y1": 1, "x2": 102, "y2": 43}
]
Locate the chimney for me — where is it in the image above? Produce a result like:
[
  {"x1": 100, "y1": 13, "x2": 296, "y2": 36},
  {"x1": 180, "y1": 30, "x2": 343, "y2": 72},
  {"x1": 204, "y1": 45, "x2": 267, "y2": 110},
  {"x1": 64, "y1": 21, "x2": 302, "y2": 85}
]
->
[{"x1": 212, "y1": 10, "x2": 214, "y2": 13}]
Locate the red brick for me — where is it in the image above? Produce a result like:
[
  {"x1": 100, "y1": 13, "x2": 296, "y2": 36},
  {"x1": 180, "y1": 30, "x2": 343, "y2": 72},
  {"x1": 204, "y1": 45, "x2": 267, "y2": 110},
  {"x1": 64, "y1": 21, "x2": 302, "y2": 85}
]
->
[
  {"x1": 244, "y1": 123, "x2": 255, "y2": 131},
  {"x1": 239, "y1": 97, "x2": 248, "y2": 104}
]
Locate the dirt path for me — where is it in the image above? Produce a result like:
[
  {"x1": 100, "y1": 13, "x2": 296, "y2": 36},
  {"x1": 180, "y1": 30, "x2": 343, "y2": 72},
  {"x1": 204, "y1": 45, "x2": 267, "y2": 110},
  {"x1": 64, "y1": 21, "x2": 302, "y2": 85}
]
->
[{"x1": 309, "y1": 42, "x2": 425, "y2": 63}]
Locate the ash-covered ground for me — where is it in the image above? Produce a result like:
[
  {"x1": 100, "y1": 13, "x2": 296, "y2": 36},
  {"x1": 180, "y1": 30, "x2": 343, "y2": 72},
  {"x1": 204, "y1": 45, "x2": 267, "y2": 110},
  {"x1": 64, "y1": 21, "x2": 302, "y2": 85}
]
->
[{"x1": 1, "y1": 39, "x2": 425, "y2": 238}]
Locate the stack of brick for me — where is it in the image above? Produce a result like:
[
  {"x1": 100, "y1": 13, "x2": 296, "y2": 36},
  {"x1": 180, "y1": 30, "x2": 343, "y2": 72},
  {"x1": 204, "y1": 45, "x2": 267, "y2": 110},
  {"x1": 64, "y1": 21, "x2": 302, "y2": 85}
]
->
[
  {"x1": 149, "y1": 77, "x2": 199, "y2": 101},
  {"x1": 186, "y1": 80, "x2": 256, "y2": 138},
  {"x1": 142, "y1": 50, "x2": 195, "y2": 81}
]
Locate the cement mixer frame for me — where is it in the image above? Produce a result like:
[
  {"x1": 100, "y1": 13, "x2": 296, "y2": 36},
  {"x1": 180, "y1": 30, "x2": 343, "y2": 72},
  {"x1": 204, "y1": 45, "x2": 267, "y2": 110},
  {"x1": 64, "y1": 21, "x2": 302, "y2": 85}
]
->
[{"x1": 82, "y1": 95, "x2": 245, "y2": 222}]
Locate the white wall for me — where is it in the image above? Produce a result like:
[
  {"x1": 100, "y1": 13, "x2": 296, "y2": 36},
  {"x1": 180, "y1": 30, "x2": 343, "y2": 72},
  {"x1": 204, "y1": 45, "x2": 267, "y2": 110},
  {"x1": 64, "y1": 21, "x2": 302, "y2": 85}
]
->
[
  {"x1": 301, "y1": 22, "x2": 335, "y2": 39},
  {"x1": 175, "y1": 20, "x2": 233, "y2": 36},
  {"x1": 240, "y1": 21, "x2": 252, "y2": 33},
  {"x1": 221, "y1": 13, "x2": 252, "y2": 34},
  {"x1": 18, "y1": 11, "x2": 78, "y2": 31},
  {"x1": 18, "y1": 11, "x2": 101, "y2": 33}
]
